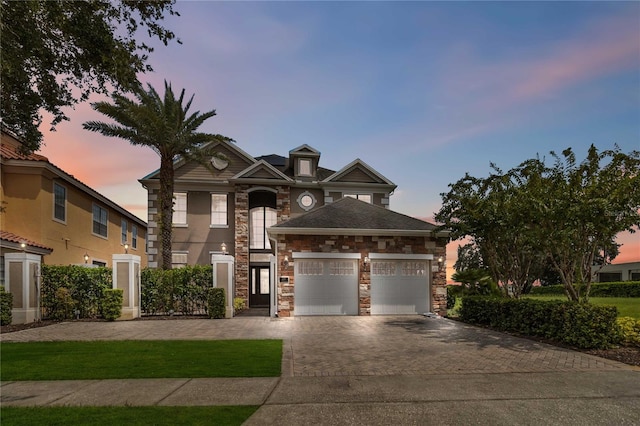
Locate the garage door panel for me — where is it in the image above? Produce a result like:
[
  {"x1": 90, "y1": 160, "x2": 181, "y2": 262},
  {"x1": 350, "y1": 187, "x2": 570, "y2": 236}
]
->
[
  {"x1": 371, "y1": 260, "x2": 429, "y2": 315},
  {"x1": 295, "y1": 259, "x2": 358, "y2": 316}
]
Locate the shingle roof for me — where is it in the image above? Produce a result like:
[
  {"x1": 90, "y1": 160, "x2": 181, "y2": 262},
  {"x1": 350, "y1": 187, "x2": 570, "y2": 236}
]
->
[
  {"x1": 0, "y1": 231, "x2": 53, "y2": 252},
  {"x1": 271, "y1": 197, "x2": 440, "y2": 233}
]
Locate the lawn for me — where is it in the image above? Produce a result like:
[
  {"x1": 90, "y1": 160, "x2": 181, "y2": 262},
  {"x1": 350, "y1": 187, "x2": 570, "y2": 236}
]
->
[
  {"x1": 524, "y1": 296, "x2": 640, "y2": 319},
  {"x1": 0, "y1": 406, "x2": 257, "y2": 426},
  {"x1": 0, "y1": 340, "x2": 282, "y2": 381}
]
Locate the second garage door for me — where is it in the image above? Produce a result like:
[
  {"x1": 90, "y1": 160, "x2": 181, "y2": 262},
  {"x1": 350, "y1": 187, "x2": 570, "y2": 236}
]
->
[
  {"x1": 370, "y1": 256, "x2": 430, "y2": 315},
  {"x1": 294, "y1": 256, "x2": 359, "y2": 316}
]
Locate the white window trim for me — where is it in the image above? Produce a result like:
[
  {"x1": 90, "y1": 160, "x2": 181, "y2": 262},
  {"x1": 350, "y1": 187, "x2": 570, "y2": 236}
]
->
[
  {"x1": 52, "y1": 182, "x2": 67, "y2": 224},
  {"x1": 298, "y1": 158, "x2": 313, "y2": 176},
  {"x1": 172, "y1": 192, "x2": 188, "y2": 226},
  {"x1": 210, "y1": 193, "x2": 228, "y2": 227},
  {"x1": 92, "y1": 203, "x2": 109, "y2": 240}
]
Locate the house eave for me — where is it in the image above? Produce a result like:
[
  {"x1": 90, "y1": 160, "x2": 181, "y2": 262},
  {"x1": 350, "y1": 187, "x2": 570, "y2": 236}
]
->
[{"x1": 268, "y1": 227, "x2": 450, "y2": 238}]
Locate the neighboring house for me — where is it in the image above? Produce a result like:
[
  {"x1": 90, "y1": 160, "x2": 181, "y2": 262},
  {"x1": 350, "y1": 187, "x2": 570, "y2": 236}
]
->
[
  {"x1": 596, "y1": 262, "x2": 640, "y2": 282},
  {"x1": 0, "y1": 128, "x2": 148, "y2": 275},
  {"x1": 140, "y1": 141, "x2": 449, "y2": 317}
]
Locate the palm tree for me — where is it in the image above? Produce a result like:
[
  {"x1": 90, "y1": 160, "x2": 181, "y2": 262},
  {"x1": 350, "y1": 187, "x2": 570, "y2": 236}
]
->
[{"x1": 83, "y1": 81, "x2": 231, "y2": 269}]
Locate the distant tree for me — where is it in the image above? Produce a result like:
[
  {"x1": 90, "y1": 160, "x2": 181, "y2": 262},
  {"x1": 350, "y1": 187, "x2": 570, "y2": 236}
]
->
[
  {"x1": 453, "y1": 243, "x2": 485, "y2": 272},
  {"x1": 0, "y1": 0, "x2": 180, "y2": 152},
  {"x1": 83, "y1": 81, "x2": 232, "y2": 269}
]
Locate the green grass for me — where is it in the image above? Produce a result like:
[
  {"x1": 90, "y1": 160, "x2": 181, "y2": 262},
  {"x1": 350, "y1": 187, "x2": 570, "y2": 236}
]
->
[
  {"x1": 0, "y1": 406, "x2": 258, "y2": 426},
  {"x1": 0, "y1": 340, "x2": 282, "y2": 381},
  {"x1": 523, "y1": 296, "x2": 640, "y2": 319}
]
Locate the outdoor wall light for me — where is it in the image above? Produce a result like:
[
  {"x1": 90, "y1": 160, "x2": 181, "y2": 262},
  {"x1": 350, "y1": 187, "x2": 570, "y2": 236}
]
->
[
  {"x1": 437, "y1": 256, "x2": 444, "y2": 272},
  {"x1": 84, "y1": 253, "x2": 89, "y2": 264},
  {"x1": 20, "y1": 240, "x2": 26, "y2": 250},
  {"x1": 221, "y1": 242, "x2": 227, "y2": 255},
  {"x1": 283, "y1": 255, "x2": 289, "y2": 268},
  {"x1": 124, "y1": 242, "x2": 129, "y2": 254},
  {"x1": 363, "y1": 256, "x2": 370, "y2": 271}
]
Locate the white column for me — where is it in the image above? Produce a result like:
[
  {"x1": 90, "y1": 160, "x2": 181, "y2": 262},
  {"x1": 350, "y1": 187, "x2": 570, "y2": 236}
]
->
[
  {"x1": 112, "y1": 254, "x2": 141, "y2": 320},
  {"x1": 4, "y1": 253, "x2": 41, "y2": 324},
  {"x1": 211, "y1": 254, "x2": 235, "y2": 318}
]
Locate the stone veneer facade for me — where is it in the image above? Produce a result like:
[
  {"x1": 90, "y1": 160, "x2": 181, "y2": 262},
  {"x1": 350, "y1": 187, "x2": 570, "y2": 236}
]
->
[{"x1": 274, "y1": 234, "x2": 447, "y2": 317}]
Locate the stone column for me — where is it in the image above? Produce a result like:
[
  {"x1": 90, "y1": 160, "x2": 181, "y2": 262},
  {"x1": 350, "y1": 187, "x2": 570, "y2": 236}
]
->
[
  {"x1": 3, "y1": 253, "x2": 41, "y2": 324},
  {"x1": 112, "y1": 254, "x2": 141, "y2": 320}
]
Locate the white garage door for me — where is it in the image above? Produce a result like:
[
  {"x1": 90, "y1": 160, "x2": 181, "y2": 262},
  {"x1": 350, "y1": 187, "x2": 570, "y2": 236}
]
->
[
  {"x1": 371, "y1": 259, "x2": 429, "y2": 315},
  {"x1": 294, "y1": 258, "x2": 358, "y2": 315}
]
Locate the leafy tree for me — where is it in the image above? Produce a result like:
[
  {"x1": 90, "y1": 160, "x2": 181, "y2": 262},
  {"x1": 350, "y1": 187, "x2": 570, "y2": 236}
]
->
[
  {"x1": 521, "y1": 146, "x2": 640, "y2": 301},
  {"x1": 437, "y1": 145, "x2": 640, "y2": 302},
  {"x1": 453, "y1": 242, "x2": 485, "y2": 272},
  {"x1": 0, "y1": 0, "x2": 180, "y2": 152},
  {"x1": 450, "y1": 269, "x2": 501, "y2": 297},
  {"x1": 83, "y1": 81, "x2": 232, "y2": 269}
]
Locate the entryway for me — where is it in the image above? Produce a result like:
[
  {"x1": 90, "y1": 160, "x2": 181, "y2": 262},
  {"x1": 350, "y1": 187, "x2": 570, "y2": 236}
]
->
[{"x1": 249, "y1": 265, "x2": 270, "y2": 308}]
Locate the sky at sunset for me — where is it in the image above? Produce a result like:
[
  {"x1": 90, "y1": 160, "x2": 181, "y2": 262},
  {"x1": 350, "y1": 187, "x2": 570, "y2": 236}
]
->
[{"x1": 37, "y1": 1, "x2": 640, "y2": 277}]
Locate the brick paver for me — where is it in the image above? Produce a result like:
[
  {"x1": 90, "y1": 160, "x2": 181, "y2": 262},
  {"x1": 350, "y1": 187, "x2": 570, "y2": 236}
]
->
[{"x1": 0, "y1": 316, "x2": 630, "y2": 376}]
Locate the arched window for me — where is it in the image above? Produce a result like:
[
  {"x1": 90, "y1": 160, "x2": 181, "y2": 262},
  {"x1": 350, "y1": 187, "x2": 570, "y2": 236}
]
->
[{"x1": 250, "y1": 207, "x2": 277, "y2": 250}]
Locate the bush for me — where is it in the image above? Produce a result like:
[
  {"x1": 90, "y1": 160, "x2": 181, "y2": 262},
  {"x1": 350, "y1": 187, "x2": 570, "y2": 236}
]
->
[
  {"x1": 1, "y1": 287, "x2": 13, "y2": 326},
  {"x1": 141, "y1": 266, "x2": 213, "y2": 316},
  {"x1": 207, "y1": 287, "x2": 226, "y2": 319},
  {"x1": 529, "y1": 281, "x2": 640, "y2": 297},
  {"x1": 617, "y1": 317, "x2": 640, "y2": 347},
  {"x1": 446, "y1": 286, "x2": 457, "y2": 310},
  {"x1": 41, "y1": 265, "x2": 111, "y2": 320},
  {"x1": 234, "y1": 297, "x2": 247, "y2": 312},
  {"x1": 101, "y1": 289, "x2": 123, "y2": 321},
  {"x1": 459, "y1": 296, "x2": 619, "y2": 349}
]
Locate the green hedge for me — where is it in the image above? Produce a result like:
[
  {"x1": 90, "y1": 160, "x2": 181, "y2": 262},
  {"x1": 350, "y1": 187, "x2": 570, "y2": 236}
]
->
[
  {"x1": 617, "y1": 317, "x2": 640, "y2": 347},
  {"x1": 530, "y1": 281, "x2": 640, "y2": 297},
  {"x1": 141, "y1": 265, "x2": 213, "y2": 316},
  {"x1": 41, "y1": 265, "x2": 112, "y2": 320},
  {"x1": 459, "y1": 296, "x2": 620, "y2": 349},
  {"x1": 101, "y1": 289, "x2": 123, "y2": 321},
  {"x1": 1, "y1": 286, "x2": 13, "y2": 326},
  {"x1": 207, "y1": 288, "x2": 226, "y2": 319}
]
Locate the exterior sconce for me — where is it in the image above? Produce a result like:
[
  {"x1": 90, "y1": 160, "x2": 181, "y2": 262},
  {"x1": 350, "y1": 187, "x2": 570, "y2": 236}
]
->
[
  {"x1": 437, "y1": 256, "x2": 444, "y2": 272},
  {"x1": 124, "y1": 242, "x2": 129, "y2": 254},
  {"x1": 84, "y1": 253, "x2": 89, "y2": 264},
  {"x1": 221, "y1": 242, "x2": 227, "y2": 255},
  {"x1": 283, "y1": 255, "x2": 289, "y2": 268},
  {"x1": 363, "y1": 256, "x2": 370, "y2": 271},
  {"x1": 20, "y1": 240, "x2": 26, "y2": 250}
]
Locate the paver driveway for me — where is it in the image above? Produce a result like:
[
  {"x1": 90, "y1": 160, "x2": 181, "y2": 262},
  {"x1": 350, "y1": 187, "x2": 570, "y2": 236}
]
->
[{"x1": 0, "y1": 315, "x2": 628, "y2": 376}]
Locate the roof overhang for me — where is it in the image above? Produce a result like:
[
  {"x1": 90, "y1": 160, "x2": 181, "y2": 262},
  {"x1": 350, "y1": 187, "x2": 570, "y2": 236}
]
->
[{"x1": 268, "y1": 227, "x2": 450, "y2": 238}]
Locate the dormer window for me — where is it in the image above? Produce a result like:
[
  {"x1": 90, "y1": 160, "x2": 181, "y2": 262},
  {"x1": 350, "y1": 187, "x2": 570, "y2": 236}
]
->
[{"x1": 298, "y1": 158, "x2": 312, "y2": 176}]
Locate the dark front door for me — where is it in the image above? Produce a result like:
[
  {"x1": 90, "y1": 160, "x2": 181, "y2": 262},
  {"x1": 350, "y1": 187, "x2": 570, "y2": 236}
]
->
[{"x1": 250, "y1": 265, "x2": 270, "y2": 308}]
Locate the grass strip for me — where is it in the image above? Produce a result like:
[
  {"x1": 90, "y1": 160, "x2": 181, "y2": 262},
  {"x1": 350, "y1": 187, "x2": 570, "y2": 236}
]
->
[
  {"x1": 0, "y1": 340, "x2": 282, "y2": 381},
  {"x1": 0, "y1": 406, "x2": 258, "y2": 426}
]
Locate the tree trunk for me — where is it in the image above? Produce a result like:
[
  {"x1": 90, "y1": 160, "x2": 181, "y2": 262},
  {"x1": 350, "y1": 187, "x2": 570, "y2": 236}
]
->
[{"x1": 158, "y1": 154, "x2": 175, "y2": 270}]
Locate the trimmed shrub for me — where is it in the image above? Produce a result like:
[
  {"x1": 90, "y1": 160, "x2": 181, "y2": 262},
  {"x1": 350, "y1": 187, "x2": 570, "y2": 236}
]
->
[
  {"x1": 207, "y1": 287, "x2": 226, "y2": 319},
  {"x1": 141, "y1": 265, "x2": 213, "y2": 316},
  {"x1": 234, "y1": 297, "x2": 247, "y2": 312},
  {"x1": 101, "y1": 289, "x2": 123, "y2": 321},
  {"x1": 530, "y1": 282, "x2": 640, "y2": 297},
  {"x1": 0, "y1": 287, "x2": 13, "y2": 326},
  {"x1": 617, "y1": 317, "x2": 640, "y2": 347},
  {"x1": 41, "y1": 265, "x2": 111, "y2": 319},
  {"x1": 459, "y1": 296, "x2": 619, "y2": 349}
]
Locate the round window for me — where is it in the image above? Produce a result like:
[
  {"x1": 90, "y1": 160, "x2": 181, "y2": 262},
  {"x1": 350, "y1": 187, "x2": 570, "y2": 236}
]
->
[
  {"x1": 297, "y1": 191, "x2": 317, "y2": 211},
  {"x1": 300, "y1": 195, "x2": 313, "y2": 207}
]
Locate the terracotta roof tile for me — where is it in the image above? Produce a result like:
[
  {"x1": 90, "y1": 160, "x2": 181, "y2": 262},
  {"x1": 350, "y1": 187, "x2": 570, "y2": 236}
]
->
[
  {"x1": 0, "y1": 231, "x2": 53, "y2": 251},
  {"x1": 0, "y1": 143, "x2": 48, "y2": 161}
]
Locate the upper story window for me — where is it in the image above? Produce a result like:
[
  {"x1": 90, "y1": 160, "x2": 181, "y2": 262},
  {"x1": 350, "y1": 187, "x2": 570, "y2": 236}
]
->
[
  {"x1": 173, "y1": 192, "x2": 187, "y2": 226},
  {"x1": 132, "y1": 225, "x2": 138, "y2": 249},
  {"x1": 298, "y1": 158, "x2": 312, "y2": 176},
  {"x1": 53, "y1": 182, "x2": 66, "y2": 222},
  {"x1": 121, "y1": 219, "x2": 128, "y2": 244},
  {"x1": 210, "y1": 194, "x2": 228, "y2": 226},
  {"x1": 92, "y1": 204, "x2": 108, "y2": 238},
  {"x1": 345, "y1": 193, "x2": 372, "y2": 203},
  {"x1": 250, "y1": 207, "x2": 277, "y2": 250}
]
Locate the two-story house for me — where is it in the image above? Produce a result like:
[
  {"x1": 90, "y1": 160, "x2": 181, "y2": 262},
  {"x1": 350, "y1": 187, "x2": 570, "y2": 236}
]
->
[
  {"x1": 1, "y1": 128, "x2": 148, "y2": 273},
  {"x1": 140, "y1": 141, "x2": 448, "y2": 318}
]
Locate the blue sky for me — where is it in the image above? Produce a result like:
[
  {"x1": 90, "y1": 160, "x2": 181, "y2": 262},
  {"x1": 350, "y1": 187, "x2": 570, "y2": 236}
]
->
[{"x1": 40, "y1": 1, "x2": 640, "y2": 266}]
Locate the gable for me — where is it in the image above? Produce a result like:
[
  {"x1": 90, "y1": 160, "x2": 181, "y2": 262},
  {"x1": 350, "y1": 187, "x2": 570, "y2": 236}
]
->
[
  {"x1": 173, "y1": 141, "x2": 256, "y2": 181},
  {"x1": 231, "y1": 160, "x2": 293, "y2": 183},
  {"x1": 322, "y1": 159, "x2": 395, "y2": 186}
]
